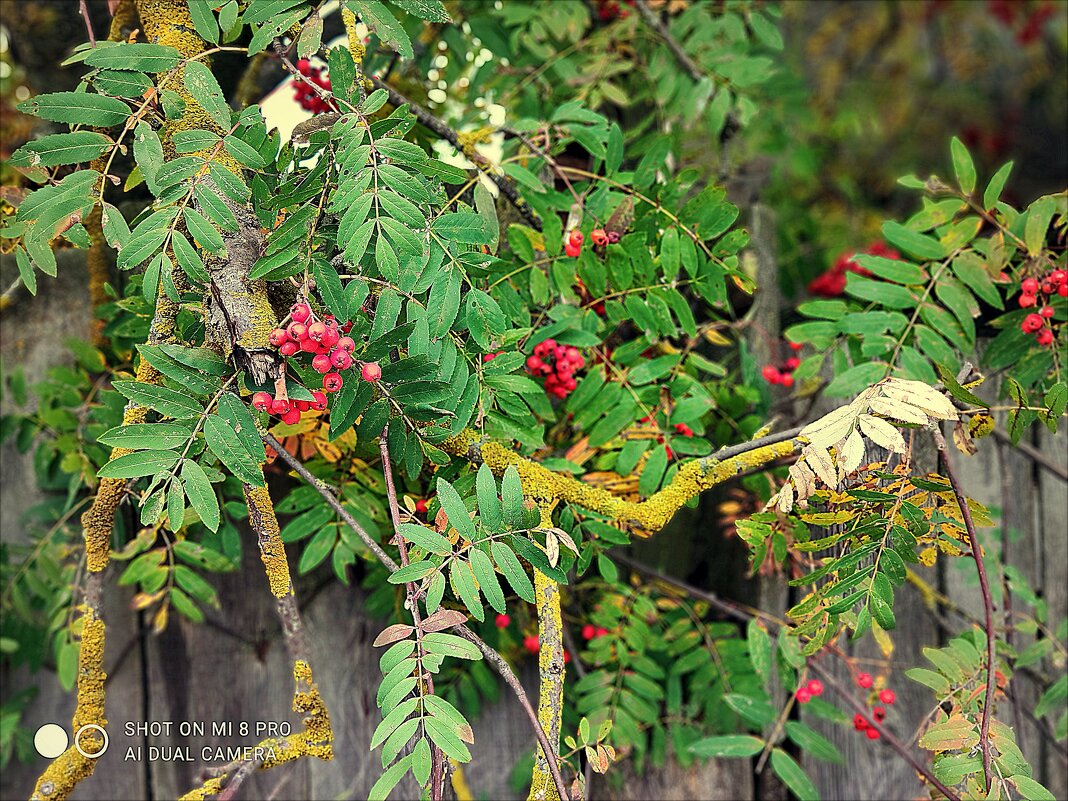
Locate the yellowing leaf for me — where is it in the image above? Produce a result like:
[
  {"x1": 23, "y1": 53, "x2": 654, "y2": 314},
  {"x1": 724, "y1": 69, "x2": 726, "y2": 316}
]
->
[{"x1": 858, "y1": 414, "x2": 907, "y2": 454}]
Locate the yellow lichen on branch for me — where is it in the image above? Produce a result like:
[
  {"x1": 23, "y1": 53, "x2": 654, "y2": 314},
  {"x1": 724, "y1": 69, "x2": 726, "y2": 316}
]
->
[
  {"x1": 30, "y1": 612, "x2": 107, "y2": 801},
  {"x1": 530, "y1": 506, "x2": 564, "y2": 801},
  {"x1": 177, "y1": 661, "x2": 333, "y2": 801},
  {"x1": 442, "y1": 431, "x2": 802, "y2": 534},
  {"x1": 244, "y1": 484, "x2": 293, "y2": 599}
]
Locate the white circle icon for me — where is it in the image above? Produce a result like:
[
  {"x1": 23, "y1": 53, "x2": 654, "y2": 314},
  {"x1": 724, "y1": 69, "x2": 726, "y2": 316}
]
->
[
  {"x1": 74, "y1": 724, "x2": 108, "y2": 758},
  {"x1": 34, "y1": 724, "x2": 68, "y2": 759}
]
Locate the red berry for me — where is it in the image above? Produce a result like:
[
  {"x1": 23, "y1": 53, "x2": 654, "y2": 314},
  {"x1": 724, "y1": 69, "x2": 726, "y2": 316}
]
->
[
  {"x1": 781, "y1": 373, "x2": 794, "y2": 388},
  {"x1": 337, "y1": 336, "x2": 356, "y2": 354},
  {"x1": 563, "y1": 650, "x2": 571, "y2": 664},
  {"x1": 1059, "y1": 284, "x2": 1068, "y2": 297},
  {"x1": 414, "y1": 498, "x2": 429, "y2": 514},
  {"x1": 762, "y1": 364, "x2": 781, "y2": 384},
  {"x1": 291, "y1": 302, "x2": 312, "y2": 322},
  {"x1": 878, "y1": 689, "x2": 894, "y2": 706},
  {"x1": 312, "y1": 353, "x2": 333, "y2": 373},
  {"x1": 1023, "y1": 313, "x2": 1044, "y2": 332},
  {"x1": 865, "y1": 728, "x2": 880, "y2": 740},
  {"x1": 582, "y1": 624, "x2": 596, "y2": 640},
  {"x1": 321, "y1": 326, "x2": 339, "y2": 348},
  {"x1": 853, "y1": 714, "x2": 869, "y2": 731},
  {"x1": 296, "y1": 58, "x2": 310, "y2": 74},
  {"x1": 308, "y1": 321, "x2": 327, "y2": 342},
  {"x1": 1040, "y1": 306, "x2": 1055, "y2": 318},
  {"x1": 331, "y1": 350, "x2": 353, "y2": 370},
  {"x1": 785, "y1": 356, "x2": 801, "y2": 370},
  {"x1": 361, "y1": 362, "x2": 382, "y2": 382},
  {"x1": 270, "y1": 398, "x2": 290, "y2": 416},
  {"x1": 526, "y1": 356, "x2": 543, "y2": 373},
  {"x1": 310, "y1": 391, "x2": 328, "y2": 411},
  {"x1": 495, "y1": 614, "x2": 510, "y2": 629},
  {"x1": 1022, "y1": 278, "x2": 1040, "y2": 294},
  {"x1": 857, "y1": 672, "x2": 873, "y2": 689},
  {"x1": 279, "y1": 341, "x2": 299, "y2": 357},
  {"x1": 1050, "y1": 270, "x2": 1067, "y2": 285},
  {"x1": 806, "y1": 679, "x2": 824, "y2": 697},
  {"x1": 1037, "y1": 328, "x2": 1054, "y2": 346},
  {"x1": 565, "y1": 242, "x2": 581, "y2": 258},
  {"x1": 281, "y1": 408, "x2": 301, "y2": 425},
  {"x1": 590, "y1": 228, "x2": 608, "y2": 246},
  {"x1": 568, "y1": 229, "x2": 583, "y2": 246},
  {"x1": 483, "y1": 353, "x2": 496, "y2": 363},
  {"x1": 523, "y1": 635, "x2": 540, "y2": 654},
  {"x1": 533, "y1": 342, "x2": 550, "y2": 358},
  {"x1": 1019, "y1": 293, "x2": 1037, "y2": 308},
  {"x1": 269, "y1": 328, "x2": 289, "y2": 347},
  {"x1": 294, "y1": 400, "x2": 310, "y2": 412},
  {"x1": 287, "y1": 322, "x2": 308, "y2": 341},
  {"x1": 606, "y1": 231, "x2": 620, "y2": 244},
  {"x1": 596, "y1": 627, "x2": 609, "y2": 637},
  {"x1": 795, "y1": 688, "x2": 812, "y2": 704},
  {"x1": 323, "y1": 372, "x2": 343, "y2": 392},
  {"x1": 788, "y1": 340, "x2": 804, "y2": 352},
  {"x1": 1042, "y1": 282, "x2": 1055, "y2": 295},
  {"x1": 251, "y1": 391, "x2": 272, "y2": 411},
  {"x1": 873, "y1": 706, "x2": 886, "y2": 722}
]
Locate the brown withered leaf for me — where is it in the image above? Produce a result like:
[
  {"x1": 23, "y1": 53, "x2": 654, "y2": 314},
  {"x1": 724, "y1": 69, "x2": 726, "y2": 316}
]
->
[
  {"x1": 372, "y1": 623, "x2": 414, "y2": 647},
  {"x1": 420, "y1": 608, "x2": 467, "y2": 632},
  {"x1": 953, "y1": 421, "x2": 977, "y2": 455}
]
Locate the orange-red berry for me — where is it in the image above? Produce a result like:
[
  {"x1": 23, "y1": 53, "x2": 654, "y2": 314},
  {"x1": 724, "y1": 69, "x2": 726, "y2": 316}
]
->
[{"x1": 361, "y1": 362, "x2": 382, "y2": 382}]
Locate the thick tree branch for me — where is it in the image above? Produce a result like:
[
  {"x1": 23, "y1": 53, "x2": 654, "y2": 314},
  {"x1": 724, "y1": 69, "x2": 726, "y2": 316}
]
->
[
  {"x1": 440, "y1": 429, "x2": 804, "y2": 534},
  {"x1": 530, "y1": 504, "x2": 565, "y2": 801}
]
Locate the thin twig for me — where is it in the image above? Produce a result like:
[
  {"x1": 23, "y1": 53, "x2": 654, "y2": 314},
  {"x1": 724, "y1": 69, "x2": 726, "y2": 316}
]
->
[
  {"x1": 932, "y1": 427, "x2": 998, "y2": 794},
  {"x1": 806, "y1": 660, "x2": 963, "y2": 801},
  {"x1": 79, "y1": 0, "x2": 97, "y2": 48},
  {"x1": 379, "y1": 427, "x2": 445, "y2": 801},
  {"x1": 989, "y1": 426, "x2": 1068, "y2": 481},
  {"x1": 264, "y1": 433, "x2": 571, "y2": 800},
  {"x1": 368, "y1": 76, "x2": 542, "y2": 230},
  {"x1": 633, "y1": 0, "x2": 702, "y2": 81},
  {"x1": 454, "y1": 627, "x2": 571, "y2": 801}
]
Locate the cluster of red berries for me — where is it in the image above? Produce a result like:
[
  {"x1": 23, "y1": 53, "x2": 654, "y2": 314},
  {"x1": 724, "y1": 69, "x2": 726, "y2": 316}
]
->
[
  {"x1": 564, "y1": 227, "x2": 620, "y2": 258},
  {"x1": 596, "y1": 0, "x2": 634, "y2": 21},
  {"x1": 794, "y1": 678, "x2": 824, "y2": 705},
  {"x1": 852, "y1": 672, "x2": 896, "y2": 740},
  {"x1": 808, "y1": 240, "x2": 900, "y2": 298},
  {"x1": 581, "y1": 624, "x2": 610, "y2": 640},
  {"x1": 292, "y1": 58, "x2": 335, "y2": 113},
  {"x1": 1018, "y1": 271, "x2": 1065, "y2": 347},
  {"x1": 252, "y1": 388, "x2": 328, "y2": 425},
  {"x1": 987, "y1": 0, "x2": 1056, "y2": 44},
  {"x1": 762, "y1": 340, "x2": 804, "y2": 387},
  {"x1": 526, "y1": 339, "x2": 586, "y2": 399},
  {"x1": 268, "y1": 302, "x2": 361, "y2": 391}
]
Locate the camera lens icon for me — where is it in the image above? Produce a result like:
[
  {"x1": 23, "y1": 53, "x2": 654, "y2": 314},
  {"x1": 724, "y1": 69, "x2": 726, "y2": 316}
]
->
[{"x1": 74, "y1": 724, "x2": 109, "y2": 758}]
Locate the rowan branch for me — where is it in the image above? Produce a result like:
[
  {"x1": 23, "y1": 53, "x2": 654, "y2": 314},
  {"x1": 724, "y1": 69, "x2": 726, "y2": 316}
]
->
[
  {"x1": 263, "y1": 433, "x2": 572, "y2": 800},
  {"x1": 379, "y1": 427, "x2": 446, "y2": 801},
  {"x1": 806, "y1": 661, "x2": 962, "y2": 801},
  {"x1": 932, "y1": 427, "x2": 998, "y2": 794},
  {"x1": 368, "y1": 76, "x2": 542, "y2": 230}
]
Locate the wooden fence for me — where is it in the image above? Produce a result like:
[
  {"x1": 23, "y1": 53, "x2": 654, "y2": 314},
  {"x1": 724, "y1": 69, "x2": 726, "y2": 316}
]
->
[{"x1": 1, "y1": 241, "x2": 1065, "y2": 801}]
